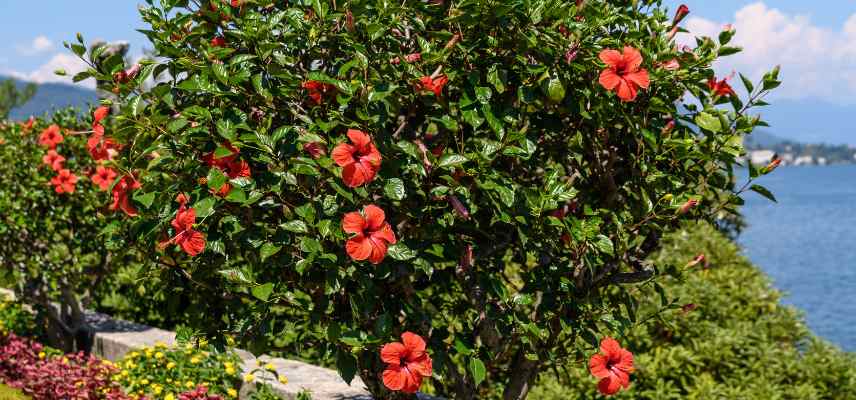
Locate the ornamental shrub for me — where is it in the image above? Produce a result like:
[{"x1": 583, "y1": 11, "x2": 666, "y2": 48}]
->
[
  {"x1": 69, "y1": 0, "x2": 780, "y2": 398},
  {"x1": 531, "y1": 223, "x2": 856, "y2": 399}
]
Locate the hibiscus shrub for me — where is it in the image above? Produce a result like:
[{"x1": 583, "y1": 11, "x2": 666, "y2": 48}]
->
[
  {"x1": 70, "y1": 0, "x2": 779, "y2": 399},
  {"x1": 0, "y1": 110, "x2": 142, "y2": 351}
]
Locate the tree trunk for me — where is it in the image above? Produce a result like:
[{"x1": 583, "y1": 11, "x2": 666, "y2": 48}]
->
[{"x1": 502, "y1": 351, "x2": 540, "y2": 400}]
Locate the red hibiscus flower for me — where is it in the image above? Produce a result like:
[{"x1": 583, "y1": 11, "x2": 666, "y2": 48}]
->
[
  {"x1": 87, "y1": 133, "x2": 121, "y2": 161},
  {"x1": 342, "y1": 204, "x2": 397, "y2": 264},
  {"x1": 598, "y1": 47, "x2": 650, "y2": 102},
  {"x1": 416, "y1": 75, "x2": 448, "y2": 97},
  {"x1": 708, "y1": 76, "x2": 735, "y2": 97},
  {"x1": 38, "y1": 124, "x2": 64, "y2": 149},
  {"x1": 380, "y1": 332, "x2": 433, "y2": 393},
  {"x1": 91, "y1": 166, "x2": 118, "y2": 191},
  {"x1": 203, "y1": 142, "x2": 250, "y2": 195},
  {"x1": 302, "y1": 80, "x2": 337, "y2": 104},
  {"x1": 231, "y1": 0, "x2": 242, "y2": 6},
  {"x1": 93, "y1": 106, "x2": 110, "y2": 126},
  {"x1": 589, "y1": 337, "x2": 635, "y2": 396},
  {"x1": 111, "y1": 175, "x2": 142, "y2": 217},
  {"x1": 50, "y1": 169, "x2": 78, "y2": 194},
  {"x1": 211, "y1": 36, "x2": 227, "y2": 47},
  {"x1": 42, "y1": 150, "x2": 66, "y2": 171},
  {"x1": 168, "y1": 195, "x2": 206, "y2": 257},
  {"x1": 202, "y1": 141, "x2": 240, "y2": 169},
  {"x1": 331, "y1": 129, "x2": 382, "y2": 188},
  {"x1": 21, "y1": 116, "x2": 34, "y2": 132}
]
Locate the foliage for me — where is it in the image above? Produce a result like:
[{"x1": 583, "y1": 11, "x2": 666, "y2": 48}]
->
[
  {"x1": 66, "y1": 0, "x2": 781, "y2": 398},
  {"x1": 114, "y1": 342, "x2": 243, "y2": 399},
  {"x1": 0, "y1": 80, "x2": 36, "y2": 121},
  {"x1": 529, "y1": 223, "x2": 856, "y2": 399},
  {"x1": 0, "y1": 298, "x2": 36, "y2": 338}
]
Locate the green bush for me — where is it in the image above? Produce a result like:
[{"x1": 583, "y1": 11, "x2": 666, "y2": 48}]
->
[
  {"x1": 530, "y1": 223, "x2": 856, "y2": 400},
  {"x1": 67, "y1": 0, "x2": 781, "y2": 398},
  {"x1": 0, "y1": 297, "x2": 35, "y2": 338}
]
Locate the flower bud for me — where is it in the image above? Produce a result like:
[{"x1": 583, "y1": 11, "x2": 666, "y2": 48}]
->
[
  {"x1": 679, "y1": 199, "x2": 698, "y2": 215},
  {"x1": 672, "y1": 5, "x2": 689, "y2": 27},
  {"x1": 303, "y1": 142, "x2": 327, "y2": 159},
  {"x1": 762, "y1": 158, "x2": 781, "y2": 174},
  {"x1": 447, "y1": 195, "x2": 470, "y2": 220},
  {"x1": 686, "y1": 253, "x2": 705, "y2": 268},
  {"x1": 458, "y1": 245, "x2": 474, "y2": 272}
]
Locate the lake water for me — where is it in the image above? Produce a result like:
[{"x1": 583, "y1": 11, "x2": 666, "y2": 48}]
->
[{"x1": 740, "y1": 165, "x2": 856, "y2": 351}]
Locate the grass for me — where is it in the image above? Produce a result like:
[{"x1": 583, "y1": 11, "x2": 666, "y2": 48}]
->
[{"x1": 0, "y1": 384, "x2": 27, "y2": 400}]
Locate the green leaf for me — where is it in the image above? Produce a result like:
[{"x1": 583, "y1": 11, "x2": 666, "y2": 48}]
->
[
  {"x1": 695, "y1": 112, "x2": 722, "y2": 132},
  {"x1": 487, "y1": 65, "x2": 507, "y2": 93},
  {"x1": 251, "y1": 283, "x2": 274, "y2": 302},
  {"x1": 218, "y1": 269, "x2": 253, "y2": 285},
  {"x1": 207, "y1": 168, "x2": 228, "y2": 191},
  {"x1": 132, "y1": 192, "x2": 155, "y2": 209},
  {"x1": 281, "y1": 220, "x2": 309, "y2": 233},
  {"x1": 260, "y1": 243, "x2": 282, "y2": 261},
  {"x1": 438, "y1": 154, "x2": 468, "y2": 169},
  {"x1": 592, "y1": 235, "x2": 614, "y2": 256},
  {"x1": 469, "y1": 358, "x2": 487, "y2": 386},
  {"x1": 336, "y1": 350, "x2": 358, "y2": 385},
  {"x1": 383, "y1": 178, "x2": 406, "y2": 201},
  {"x1": 750, "y1": 184, "x2": 777, "y2": 203},
  {"x1": 193, "y1": 197, "x2": 217, "y2": 218},
  {"x1": 225, "y1": 186, "x2": 247, "y2": 203},
  {"x1": 387, "y1": 243, "x2": 416, "y2": 261}
]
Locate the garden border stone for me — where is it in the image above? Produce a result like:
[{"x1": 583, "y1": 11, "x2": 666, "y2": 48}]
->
[{"x1": 1, "y1": 288, "x2": 439, "y2": 400}]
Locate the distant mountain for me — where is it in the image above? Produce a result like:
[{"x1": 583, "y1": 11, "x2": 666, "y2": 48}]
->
[
  {"x1": 0, "y1": 76, "x2": 97, "y2": 121},
  {"x1": 744, "y1": 129, "x2": 785, "y2": 148},
  {"x1": 756, "y1": 98, "x2": 856, "y2": 146}
]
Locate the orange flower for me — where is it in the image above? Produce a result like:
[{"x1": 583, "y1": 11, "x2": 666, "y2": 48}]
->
[
  {"x1": 91, "y1": 166, "x2": 118, "y2": 191},
  {"x1": 416, "y1": 75, "x2": 448, "y2": 97},
  {"x1": 42, "y1": 150, "x2": 66, "y2": 172},
  {"x1": 598, "y1": 47, "x2": 650, "y2": 102},
  {"x1": 381, "y1": 332, "x2": 433, "y2": 393},
  {"x1": 20, "y1": 116, "x2": 34, "y2": 132},
  {"x1": 589, "y1": 337, "x2": 634, "y2": 396},
  {"x1": 50, "y1": 169, "x2": 78, "y2": 194},
  {"x1": 38, "y1": 125, "x2": 64, "y2": 149},
  {"x1": 342, "y1": 205, "x2": 397, "y2": 264},
  {"x1": 331, "y1": 129, "x2": 382, "y2": 188}
]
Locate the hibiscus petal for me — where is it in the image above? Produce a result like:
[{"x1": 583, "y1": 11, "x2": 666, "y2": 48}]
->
[
  {"x1": 342, "y1": 212, "x2": 366, "y2": 235},
  {"x1": 372, "y1": 223, "x2": 397, "y2": 245},
  {"x1": 599, "y1": 69, "x2": 622, "y2": 91},
  {"x1": 347, "y1": 129, "x2": 372, "y2": 150},
  {"x1": 346, "y1": 235, "x2": 373, "y2": 261},
  {"x1": 382, "y1": 365, "x2": 406, "y2": 391},
  {"x1": 623, "y1": 46, "x2": 644, "y2": 71},
  {"x1": 179, "y1": 230, "x2": 206, "y2": 257},
  {"x1": 611, "y1": 368, "x2": 630, "y2": 388},
  {"x1": 598, "y1": 376, "x2": 622, "y2": 396},
  {"x1": 331, "y1": 143, "x2": 356, "y2": 167},
  {"x1": 625, "y1": 69, "x2": 650, "y2": 89},
  {"x1": 600, "y1": 337, "x2": 622, "y2": 360},
  {"x1": 616, "y1": 79, "x2": 637, "y2": 102},
  {"x1": 361, "y1": 145, "x2": 382, "y2": 168},
  {"x1": 380, "y1": 342, "x2": 407, "y2": 365},
  {"x1": 367, "y1": 237, "x2": 389, "y2": 264},
  {"x1": 406, "y1": 355, "x2": 432, "y2": 378},
  {"x1": 615, "y1": 349, "x2": 635, "y2": 373},
  {"x1": 589, "y1": 354, "x2": 611, "y2": 379},
  {"x1": 598, "y1": 49, "x2": 623, "y2": 67},
  {"x1": 342, "y1": 163, "x2": 368, "y2": 188},
  {"x1": 401, "y1": 371, "x2": 422, "y2": 394},
  {"x1": 401, "y1": 332, "x2": 426, "y2": 355},
  {"x1": 363, "y1": 205, "x2": 386, "y2": 231}
]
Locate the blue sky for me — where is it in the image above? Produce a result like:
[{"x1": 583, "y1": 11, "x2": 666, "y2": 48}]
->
[{"x1": 1, "y1": 1, "x2": 855, "y2": 144}]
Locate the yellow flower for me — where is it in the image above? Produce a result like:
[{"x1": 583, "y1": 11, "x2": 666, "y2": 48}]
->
[
  {"x1": 167, "y1": 362, "x2": 176, "y2": 370},
  {"x1": 155, "y1": 341, "x2": 167, "y2": 348},
  {"x1": 38, "y1": 352, "x2": 46, "y2": 359},
  {"x1": 225, "y1": 366, "x2": 236, "y2": 375},
  {"x1": 153, "y1": 386, "x2": 163, "y2": 395},
  {"x1": 190, "y1": 356, "x2": 201, "y2": 364},
  {"x1": 155, "y1": 352, "x2": 165, "y2": 359},
  {"x1": 264, "y1": 363, "x2": 276, "y2": 371},
  {"x1": 243, "y1": 374, "x2": 255, "y2": 383},
  {"x1": 185, "y1": 381, "x2": 195, "y2": 388},
  {"x1": 227, "y1": 388, "x2": 238, "y2": 398},
  {"x1": 278, "y1": 375, "x2": 288, "y2": 385},
  {"x1": 121, "y1": 370, "x2": 129, "y2": 377},
  {"x1": 140, "y1": 379, "x2": 149, "y2": 385},
  {"x1": 165, "y1": 394, "x2": 175, "y2": 400}
]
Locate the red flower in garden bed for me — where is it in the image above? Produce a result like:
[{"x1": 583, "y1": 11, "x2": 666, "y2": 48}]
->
[
  {"x1": 342, "y1": 204, "x2": 397, "y2": 264},
  {"x1": 331, "y1": 129, "x2": 382, "y2": 188},
  {"x1": 50, "y1": 169, "x2": 78, "y2": 194},
  {"x1": 598, "y1": 47, "x2": 650, "y2": 102},
  {"x1": 37, "y1": 125, "x2": 63, "y2": 149},
  {"x1": 41, "y1": 150, "x2": 65, "y2": 171},
  {"x1": 381, "y1": 332, "x2": 433, "y2": 393},
  {"x1": 203, "y1": 141, "x2": 251, "y2": 196},
  {"x1": 91, "y1": 166, "x2": 119, "y2": 191},
  {"x1": 589, "y1": 337, "x2": 635, "y2": 396}
]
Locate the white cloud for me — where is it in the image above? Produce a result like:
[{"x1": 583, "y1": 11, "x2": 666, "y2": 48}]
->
[
  {"x1": 16, "y1": 35, "x2": 54, "y2": 56},
  {"x1": 2, "y1": 53, "x2": 93, "y2": 89},
  {"x1": 677, "y1": 2, "x2": 856, "y2": 104}
]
